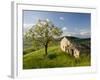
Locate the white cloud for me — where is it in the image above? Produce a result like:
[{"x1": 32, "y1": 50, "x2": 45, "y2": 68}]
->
[
  {"x1": 79, "y1": 29, "x2": 90, "y2": 36},
  {"x1": 23, "y1": 23, "x2": 34, "y2": 33},
  {"x1": 67, "y1": 34, "x2": 72, "y2": 36},
  {"x1": 62, "y1": 31, "x2": 72, "y2": 37},
  {"x1": 24, "y1": 23, "x2": 34, "y2": 28},
  {"x1": 80, "y1": 31, "x2": 90, "y2": 36},
  {"x1": 62, "y1": 27, "x2": 67, "y2": 31},
  {"x1": 46, "y1": 18, "x2": 50, "y2": 22},
  {"x1": 61, "y1": 28, "x2": 91, "y2": 38},
  {"x1": 59, "y1": 17, "x2": 64, "y2": 20}
]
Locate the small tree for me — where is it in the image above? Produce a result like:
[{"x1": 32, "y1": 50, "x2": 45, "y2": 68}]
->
[{"x1": 25, "y1": 19, "x2": 62, "y2": 56}]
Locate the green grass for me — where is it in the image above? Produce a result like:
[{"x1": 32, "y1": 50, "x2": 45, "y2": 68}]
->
[
  {"x1": 23, "y1": 47, "x2": 36, "y2": 55},
  {"x1": 23, "y1": 45, "x2": 91, "y2": 69}
]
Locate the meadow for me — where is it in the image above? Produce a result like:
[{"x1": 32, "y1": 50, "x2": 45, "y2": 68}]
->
[{"x1": 23, "y1": 41, "x2": 91, "y2": 69}]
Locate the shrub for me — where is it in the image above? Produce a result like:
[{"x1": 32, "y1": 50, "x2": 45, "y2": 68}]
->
[{"x1": 47, "y1": 53, "x2": 57, "y2": 59}]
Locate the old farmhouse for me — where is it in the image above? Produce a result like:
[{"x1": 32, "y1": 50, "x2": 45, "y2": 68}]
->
[{"x1": 60, "y1": 37, "x2": 80, "y2": 59}]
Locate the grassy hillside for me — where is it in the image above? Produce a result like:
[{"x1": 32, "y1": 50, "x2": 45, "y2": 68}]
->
[{"x1": 23, "y1": 45, "x2": 90, "y2": 69}]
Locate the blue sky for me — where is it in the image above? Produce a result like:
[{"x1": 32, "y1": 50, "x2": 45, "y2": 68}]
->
[{"x1": 23, "y1": 10, "x2": 91, "y2": 38}]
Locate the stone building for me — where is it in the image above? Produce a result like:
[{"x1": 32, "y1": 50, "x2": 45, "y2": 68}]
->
[{"x1": 60, "y1": 37, "x2": 80, "y2": 58}]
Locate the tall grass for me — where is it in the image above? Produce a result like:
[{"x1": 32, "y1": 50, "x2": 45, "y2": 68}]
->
[{"x1": 23, "y1": 45, "x2": 90, "y2": 69}]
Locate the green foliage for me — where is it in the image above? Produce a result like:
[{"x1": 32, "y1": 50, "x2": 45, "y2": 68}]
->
[
  {"x1": 25, "y1": 19, "x2": 62, "y2": 44},
  {"x1": 24, "y1": 19, "x2": 63, "y2": 55},
  {"x1": 47, "y1": 53, "x2": 57, "y2": 59}
]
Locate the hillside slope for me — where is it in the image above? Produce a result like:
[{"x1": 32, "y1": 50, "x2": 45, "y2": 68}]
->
[{"x1": 23, "y1": 45, "x2": 90, "y2": 69}]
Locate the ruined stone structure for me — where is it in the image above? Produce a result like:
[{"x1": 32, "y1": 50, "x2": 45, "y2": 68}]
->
[{"x1": 60, "y1": 37, "x2": 80, "y2": 58}]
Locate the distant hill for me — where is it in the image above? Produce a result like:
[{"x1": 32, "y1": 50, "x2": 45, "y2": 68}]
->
[{"x1": 55, "y1": 36, "x2": 90, "y2": 42}]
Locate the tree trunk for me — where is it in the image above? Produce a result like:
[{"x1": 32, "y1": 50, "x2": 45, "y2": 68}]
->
[{"x1": 45, "y1": 44, "x2": 48, "y2": 56}]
